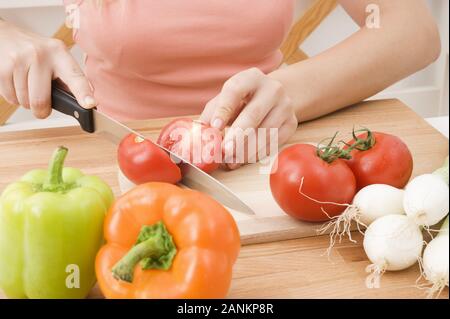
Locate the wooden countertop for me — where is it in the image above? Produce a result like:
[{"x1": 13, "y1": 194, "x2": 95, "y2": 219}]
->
[{"x1": 0, "y1": 99, "x2": 448, "y2": 299}]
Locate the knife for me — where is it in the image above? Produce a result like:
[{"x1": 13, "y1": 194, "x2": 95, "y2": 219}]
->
[{"x1": 51, "y1": 86, "x2": 255, "y2": 215}]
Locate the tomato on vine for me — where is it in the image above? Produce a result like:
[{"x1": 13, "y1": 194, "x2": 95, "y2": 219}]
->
[
  {"x1": 343, "y1": 129, "x2": 413, "y2": 190},
  {"x1": 270, "y1": 135, "x2": 357, "y2": 222}
]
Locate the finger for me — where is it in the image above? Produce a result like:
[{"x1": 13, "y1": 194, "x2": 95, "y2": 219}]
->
[
  {"x1": 210, "y1": 68, "x2": 263, "y2": 130},
  {"x1": 260, "y1": 110, "x2": 298, "y2": 158},
  {"x1": 249, "y1": 116, "x2": 298, "y2": 165},
  {"x1": 199, "y1": 95, "x2": 219, "y2": 124},
  {"x1": 242, "y1": 102, "x2": 290, "y2": 164},
  {"x1": 258, "y1": 96, "x2": 295, "y2": 128},
  {"x1": 12, "y1": 64, "x2": 30, "y2": 109},
  {"x1": 224, "y1": 126, "x2": 276, "y2": 170},
  {"x1": 229, "y1": 109, "x2": 297, "y2": 168},
  {"x1": 0, "y1": 64, "x2": 19, "y2": 105},
  {"x1": 222, "y1": 138, "x2": 241, "y2": 170},
  {"x1": 28, "y1": 63, "x2": 52, "y2": 119},
  {"x1": 52, "y1": 50, "x2": 96, "y2": 109},
  {"x1": 222, "y1": 124, "x2": 259, "y2": 169},
  {"x1": 230, "y1": 81, "x2": 283, "y2": 131},
  {"x1": 278, "y1": 115, "x2": 299, "y2": 145},
  {"x1": 247, "y1": 120, "x2": 298, "y2": 172},
  {"x1": 222, "y1": 83, "x2": 281, "y2": 163},
  {"x1": 201, "y1": 95, "x2": 246, "y2": 127}
]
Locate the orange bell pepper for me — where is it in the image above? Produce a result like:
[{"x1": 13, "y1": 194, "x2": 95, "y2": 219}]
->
[{"x1": 95, "y1": 182, "x2": 240, "y2": 298}]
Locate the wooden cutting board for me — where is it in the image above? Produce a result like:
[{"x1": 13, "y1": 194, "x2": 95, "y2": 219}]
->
[{"x1": 0, "y1": 99, "x2": 448, "y2": 246}]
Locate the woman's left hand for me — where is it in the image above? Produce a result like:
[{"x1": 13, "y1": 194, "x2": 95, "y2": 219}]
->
[{"x1": 200, "y1": 68, "x2": 298, "y2": 169}]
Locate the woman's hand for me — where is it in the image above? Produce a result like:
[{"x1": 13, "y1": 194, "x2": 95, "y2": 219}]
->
[
  {"x1": 0, "y1": 20, "x2": 96, "y2": 119},
  {"x1": 200, "y1": 68, "x2": 298, "y2": 169}
]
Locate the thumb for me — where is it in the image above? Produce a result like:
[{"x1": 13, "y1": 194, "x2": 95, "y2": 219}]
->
[{"x1": 52, "y1": 51, "x2": 97, "y2": 109}]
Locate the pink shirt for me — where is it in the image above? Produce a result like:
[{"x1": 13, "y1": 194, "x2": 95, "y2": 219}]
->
[{"x1": 65, "y1": 1, "x2": 294, "y2": 120}]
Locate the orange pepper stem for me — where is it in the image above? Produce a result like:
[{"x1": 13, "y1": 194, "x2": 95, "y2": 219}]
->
[
  {"x1": 111, "y1": 221, "x2": 177, "y2": 283},
  {"x1": 112, "y1": 237, "x2": 165, "y2": 283}
]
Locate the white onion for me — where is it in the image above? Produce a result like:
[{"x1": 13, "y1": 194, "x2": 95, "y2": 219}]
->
[
  {"x1": 420, "y1": 216, "x2": 449, "y2": 298},
  {"x1": 355, "y1": 184, "x2": 405, "y2": 225},
  {"x1": 319, "y1": 184, "x2": 405, "y2": 254},
  {"x1": 403, "y1": 174, "x2": 449, "y2": 227},
  {"x1": 423, "y1": 236, "x2": 449, "y2": 284},
  {"x1": 363, "y1": 214, "x2": 423, "y2": 288}
]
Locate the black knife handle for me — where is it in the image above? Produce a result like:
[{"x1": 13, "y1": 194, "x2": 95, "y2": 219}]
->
[{"x1": 51, "y1": 86, "x2": 95, "y2": 133}]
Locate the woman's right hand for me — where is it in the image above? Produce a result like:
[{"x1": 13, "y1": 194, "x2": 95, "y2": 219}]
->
[{"x1": 0, "y1": 20, "x2": 96, "y2": 119}]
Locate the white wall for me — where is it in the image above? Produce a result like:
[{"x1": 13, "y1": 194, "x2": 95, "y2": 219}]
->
[
  {"x1": 1, "y1": 0, "x2": 449, "y2": 124},
  {"x1": 296, "y1": 0, "x2": 449, "y2": 118}
]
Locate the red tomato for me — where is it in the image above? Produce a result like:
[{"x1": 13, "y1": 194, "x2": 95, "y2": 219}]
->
[
  {"x1": 270, "y1": 144, "x2": 356, "y2": 222},
  {"x1": 345, "y1": 132, "x2": 413, "y2": 190},
  {"x1": 118, "y1": 134, "x2": 182, "y2": 185},
  {"x1": 157, "y1": 118, "x2": 223, "y2": 173}
]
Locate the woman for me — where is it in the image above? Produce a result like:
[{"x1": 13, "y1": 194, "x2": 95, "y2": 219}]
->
[{"x1": 0, "y1": 0, "x2": 441, "y2": 168}]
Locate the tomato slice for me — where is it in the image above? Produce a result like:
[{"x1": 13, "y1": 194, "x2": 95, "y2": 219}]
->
[
  {"x1": 270, "y1": 144, "x2": 356, "y2": 222},
  {"x1": 157, "y1": 118, "x2": 223, "y2": 174},
  {"x1": 118, "y1": 134, "x2": 182, "y2": 185},
  {"x1": 344, "y1": 131, "x2": 413, "y2": 190}
]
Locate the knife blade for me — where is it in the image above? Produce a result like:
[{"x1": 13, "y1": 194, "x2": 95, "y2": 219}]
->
[{"x1": 51, "y1": 86, "x2": 255, "y2": 215}]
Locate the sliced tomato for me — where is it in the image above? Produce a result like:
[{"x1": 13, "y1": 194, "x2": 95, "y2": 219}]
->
[
  {"x1": 270, "y1": 144, "x2": 356, "y2": 222},
  {"x1": 157, "y1": 118, "x2": 223, "y2": 174},
  {"x1": 344, "y1": 131, "x2": 413, "y2": 190},
  {"x1": 118, "y1": 134, "x2": 181, "y2": 185}
]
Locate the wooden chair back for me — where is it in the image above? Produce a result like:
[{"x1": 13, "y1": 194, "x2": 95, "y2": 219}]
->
[{"x1": 281, "y1": 0, "x2": 337, "y2": 64}]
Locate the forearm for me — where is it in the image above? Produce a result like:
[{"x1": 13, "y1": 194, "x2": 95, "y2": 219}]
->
[{"x1": 270, "y1": 0, "x2": 440, "y2": 123}]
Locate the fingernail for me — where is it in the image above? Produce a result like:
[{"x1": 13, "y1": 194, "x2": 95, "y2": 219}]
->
[
  {"x1": 84, "y1": 96, "x2": 97, "y2": 108},
  {"x1": 212, "y1": 118, "x2": 223, "y2": 129}
]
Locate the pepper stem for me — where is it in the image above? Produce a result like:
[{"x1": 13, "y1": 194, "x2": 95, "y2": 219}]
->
[
  {"x1": 112, "y1": 221, "x2": 177, "y2": 283},
  {"x1": 44, "y1": 146, "x2": 68, "y2": 189},
  {"x1": 112, "y1": 237, "x2": 166, "y2": 282}
]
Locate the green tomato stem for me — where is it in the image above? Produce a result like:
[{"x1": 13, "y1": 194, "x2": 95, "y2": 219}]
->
[{"x1": 317, "y1": 128, "x2": 376, "y2": 163}]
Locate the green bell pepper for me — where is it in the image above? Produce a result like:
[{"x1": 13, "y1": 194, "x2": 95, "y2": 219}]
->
[{"x1": 0, "y1": 146, "x2": 113, "y2": 298}]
